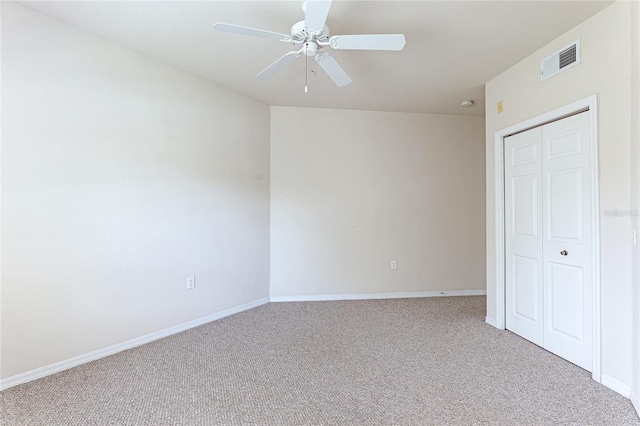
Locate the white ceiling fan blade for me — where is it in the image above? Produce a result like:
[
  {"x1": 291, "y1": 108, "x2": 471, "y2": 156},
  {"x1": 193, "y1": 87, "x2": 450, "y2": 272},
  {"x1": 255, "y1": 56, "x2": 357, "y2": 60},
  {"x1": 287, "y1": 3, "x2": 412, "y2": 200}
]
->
[
  {"x1": 329, "y1": 34, "x2": 406, "y2": 51},
  {"x1": 256, "y1": 51, "x2": 300, "y2": 79},
  {"x1": 315, "y1": 52, "x2": 352, "y2": 87},
  {"x1": 213, "y1": 22, "x2": 290, "y2": 42},
  {"x1": 304, "y1": 0, "x2": 332, "y2": 32}
]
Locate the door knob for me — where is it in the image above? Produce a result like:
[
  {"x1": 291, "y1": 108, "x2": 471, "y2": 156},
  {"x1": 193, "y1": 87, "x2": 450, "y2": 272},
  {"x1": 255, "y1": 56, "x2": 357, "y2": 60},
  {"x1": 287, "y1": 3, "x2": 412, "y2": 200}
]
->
[{"x1": 560, "y1": 250, "x2": 568, "y2": 256}]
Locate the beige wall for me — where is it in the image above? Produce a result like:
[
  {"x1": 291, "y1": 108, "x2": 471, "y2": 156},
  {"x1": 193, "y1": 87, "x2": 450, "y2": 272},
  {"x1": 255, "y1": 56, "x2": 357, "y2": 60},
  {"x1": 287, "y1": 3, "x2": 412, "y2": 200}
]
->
[
  {"x1": 1, "y1": 3, "x2": 270, "y2": 379},
  {"x1": 271, "y1": 106, "x2": 485, "y2": 298},
  {"x1": 485, "y1": 1, "x2": 633, "y2": 387},
  {"x1": 631, "y1": 0, "x2": 640, "y2": 414}
]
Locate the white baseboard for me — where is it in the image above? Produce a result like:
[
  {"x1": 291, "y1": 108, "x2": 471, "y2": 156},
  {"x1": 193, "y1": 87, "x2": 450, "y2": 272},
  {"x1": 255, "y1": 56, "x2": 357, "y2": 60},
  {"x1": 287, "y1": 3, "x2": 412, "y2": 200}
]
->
[
  {"x1": 632, "y1": 391, "x2": 640, "y2": 419},
  {"x1": 485, "y1": 316, "x2": 498, "y2": 328},
  {"x1": 270, "y1": 289, "x2": 486, "y2": 302},
  {"x1": 601, "y1": 374, "x2": 632, "y2": 398},
  {"x1": 0, "y1": 297, "x2": 269, "y2": 391}
]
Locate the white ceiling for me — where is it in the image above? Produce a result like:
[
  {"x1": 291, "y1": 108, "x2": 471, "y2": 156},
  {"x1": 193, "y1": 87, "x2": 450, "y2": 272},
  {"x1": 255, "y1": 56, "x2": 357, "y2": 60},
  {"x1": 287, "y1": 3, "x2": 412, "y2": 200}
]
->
[{"x1": 17, "y1": 1, "x2": 612, "y2": 115}]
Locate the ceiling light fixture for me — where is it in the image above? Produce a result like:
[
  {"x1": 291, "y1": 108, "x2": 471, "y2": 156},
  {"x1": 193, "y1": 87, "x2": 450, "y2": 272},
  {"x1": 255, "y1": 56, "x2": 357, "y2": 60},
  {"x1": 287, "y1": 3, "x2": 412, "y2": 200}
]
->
[{"x1": 460, "y1": 100, "x2": 474, "y2": 108}]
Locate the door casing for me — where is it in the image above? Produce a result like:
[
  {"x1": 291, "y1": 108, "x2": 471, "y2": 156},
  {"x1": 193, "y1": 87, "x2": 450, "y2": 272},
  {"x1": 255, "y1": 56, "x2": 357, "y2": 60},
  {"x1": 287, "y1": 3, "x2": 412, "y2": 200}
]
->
[{"x1": 490, "y1": 95, "x2": 601, "y2": 383}]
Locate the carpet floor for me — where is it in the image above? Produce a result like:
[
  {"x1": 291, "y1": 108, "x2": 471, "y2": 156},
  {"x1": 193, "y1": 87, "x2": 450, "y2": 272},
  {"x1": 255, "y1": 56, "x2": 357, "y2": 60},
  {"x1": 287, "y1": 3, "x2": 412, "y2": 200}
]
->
[{"x1": 1, "y1": 296, "x2": 638, "y2": 425}]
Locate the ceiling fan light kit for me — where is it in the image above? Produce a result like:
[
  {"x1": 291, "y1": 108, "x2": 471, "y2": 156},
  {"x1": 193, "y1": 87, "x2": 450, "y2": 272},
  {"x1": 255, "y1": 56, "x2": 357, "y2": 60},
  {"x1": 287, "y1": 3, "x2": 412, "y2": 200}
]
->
[{"x1": 212, "y1": 0, "x2": 406, "y2": 90}]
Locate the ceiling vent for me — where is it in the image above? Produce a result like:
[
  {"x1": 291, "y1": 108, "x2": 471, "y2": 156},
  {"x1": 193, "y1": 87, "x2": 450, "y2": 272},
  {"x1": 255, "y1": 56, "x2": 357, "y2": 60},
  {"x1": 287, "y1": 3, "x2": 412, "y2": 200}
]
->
[{"x1": 540, "y1": 39, "x2": 580, "y2": 81}]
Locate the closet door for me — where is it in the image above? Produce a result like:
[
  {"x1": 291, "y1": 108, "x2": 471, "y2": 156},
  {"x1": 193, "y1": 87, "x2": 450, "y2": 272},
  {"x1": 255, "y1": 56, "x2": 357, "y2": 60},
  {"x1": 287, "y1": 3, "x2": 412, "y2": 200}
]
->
[
  {"x1": 542, "y1": 111, "x2": 593, "y2": 371},
  {"x1": 505, "y1": 127, "x2": 544, "y2": 346},
  {"x1": 505, "y1": 111, "x2": 593, "y2": 371}
]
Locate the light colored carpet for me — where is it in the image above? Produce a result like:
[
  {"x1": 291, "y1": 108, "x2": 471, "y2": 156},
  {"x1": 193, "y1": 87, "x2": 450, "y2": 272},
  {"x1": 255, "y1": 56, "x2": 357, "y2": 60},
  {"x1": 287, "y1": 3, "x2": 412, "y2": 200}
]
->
[{"x1": 1, "y1": 296, "x2": 638, "y2": 425}]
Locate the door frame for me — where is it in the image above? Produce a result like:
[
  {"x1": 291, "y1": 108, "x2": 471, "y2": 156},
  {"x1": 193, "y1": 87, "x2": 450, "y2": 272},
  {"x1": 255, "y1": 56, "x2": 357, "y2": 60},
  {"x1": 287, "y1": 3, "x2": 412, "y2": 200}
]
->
[{"x1": 492, "y1": 95, "x2": 601, "y2": 382}]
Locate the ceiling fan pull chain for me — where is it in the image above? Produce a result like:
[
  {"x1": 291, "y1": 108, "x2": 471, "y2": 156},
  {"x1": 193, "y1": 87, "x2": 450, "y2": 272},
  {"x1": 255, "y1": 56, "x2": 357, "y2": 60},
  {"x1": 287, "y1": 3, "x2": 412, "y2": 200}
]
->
[{"x1": 305, "y1": 42, "x2": 309, "y2": 93}]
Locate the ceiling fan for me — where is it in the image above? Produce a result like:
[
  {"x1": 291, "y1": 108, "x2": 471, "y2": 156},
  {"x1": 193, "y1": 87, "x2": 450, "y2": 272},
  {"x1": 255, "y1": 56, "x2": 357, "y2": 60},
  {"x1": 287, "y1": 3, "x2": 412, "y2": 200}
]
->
[{"x1": 212, "y1": 0, "x2": 406, "y2": 89}]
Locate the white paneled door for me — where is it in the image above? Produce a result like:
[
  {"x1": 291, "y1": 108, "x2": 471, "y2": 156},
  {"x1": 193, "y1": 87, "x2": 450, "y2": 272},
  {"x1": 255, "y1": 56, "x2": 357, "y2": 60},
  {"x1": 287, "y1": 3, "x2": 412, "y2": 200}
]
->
[
  {"x1": 505, "y1": 111, "x2": 593, "y2": 371},
  {"x1": 505, "y1": 126, "x2": 544, "y2": 347}
]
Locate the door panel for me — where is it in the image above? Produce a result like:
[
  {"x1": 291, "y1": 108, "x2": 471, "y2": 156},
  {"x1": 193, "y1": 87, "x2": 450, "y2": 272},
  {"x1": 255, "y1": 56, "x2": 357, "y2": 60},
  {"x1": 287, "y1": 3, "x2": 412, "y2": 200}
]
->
[
  {"x1": 542, "y1": 111, "x2": 592, "y2": 371},
  {"x1": 505, "y1": 127, "x2": 544, "y2": 347},
  {"x1": 513, "y1": 175, "x2": 538, "y2": 238},
  {"x1": 548, "y1": 262, "x2": 584, "y2": 341},
  {"x1": 546, "y1": 129, "x2": 583, "y2": 160},
  {"x1": 512, "y1": 142, "x2": 538, "y2": 166},
  {"x1": 513, "y1": 255, "x2": 540, "y2": 322},
  {"x1": 547, "y1": 168, "x2": 583, "y2": 242}
]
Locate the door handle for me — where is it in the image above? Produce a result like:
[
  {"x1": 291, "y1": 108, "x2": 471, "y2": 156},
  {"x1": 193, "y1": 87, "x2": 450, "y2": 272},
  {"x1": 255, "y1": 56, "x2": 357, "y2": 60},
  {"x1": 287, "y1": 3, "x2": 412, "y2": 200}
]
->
[{"x1": 560, "y1": 250, "x2": 568, "y2": 256}]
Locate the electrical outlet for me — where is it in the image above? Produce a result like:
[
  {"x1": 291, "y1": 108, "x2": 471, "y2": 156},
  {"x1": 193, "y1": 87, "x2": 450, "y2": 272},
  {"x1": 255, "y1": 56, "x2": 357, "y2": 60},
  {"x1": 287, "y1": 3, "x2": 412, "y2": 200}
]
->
[
  {"x1": 186, "y1": 276, "x2": 196, "y2": 290},
  {"x1": 390, "y1": 260, "x2": 397, "y2": 270}
]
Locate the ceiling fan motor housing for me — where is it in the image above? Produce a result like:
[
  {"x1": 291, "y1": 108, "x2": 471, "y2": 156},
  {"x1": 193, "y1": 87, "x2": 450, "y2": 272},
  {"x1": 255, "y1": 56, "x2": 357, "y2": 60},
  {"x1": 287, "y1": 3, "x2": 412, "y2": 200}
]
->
[{"x1": 291, "y1": 20, "x2": 330, "y2": 47}]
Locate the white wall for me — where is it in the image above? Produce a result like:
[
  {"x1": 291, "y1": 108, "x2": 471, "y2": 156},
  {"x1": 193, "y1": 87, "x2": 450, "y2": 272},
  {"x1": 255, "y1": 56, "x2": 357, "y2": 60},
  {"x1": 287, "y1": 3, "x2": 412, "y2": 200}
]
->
[
  {"x1": 271, "y1": 107, "x2": 485, "y2": 298},
  {"x1": 1, "y1": 3, "x2": 270, "y2": 380},
  {"x1": 485, "y1": 1, "x2": 633, "y2": 389}
]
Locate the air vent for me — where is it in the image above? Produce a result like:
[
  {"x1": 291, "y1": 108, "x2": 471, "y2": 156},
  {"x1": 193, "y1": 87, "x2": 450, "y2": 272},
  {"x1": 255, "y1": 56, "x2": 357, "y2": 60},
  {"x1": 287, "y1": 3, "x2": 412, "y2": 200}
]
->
[
  {"x1": 559, "y1": 45, "x2": 577, "y2": 68},
  {"x1": 541, "y1": 39, "x2": 581, "y2": 81}
]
